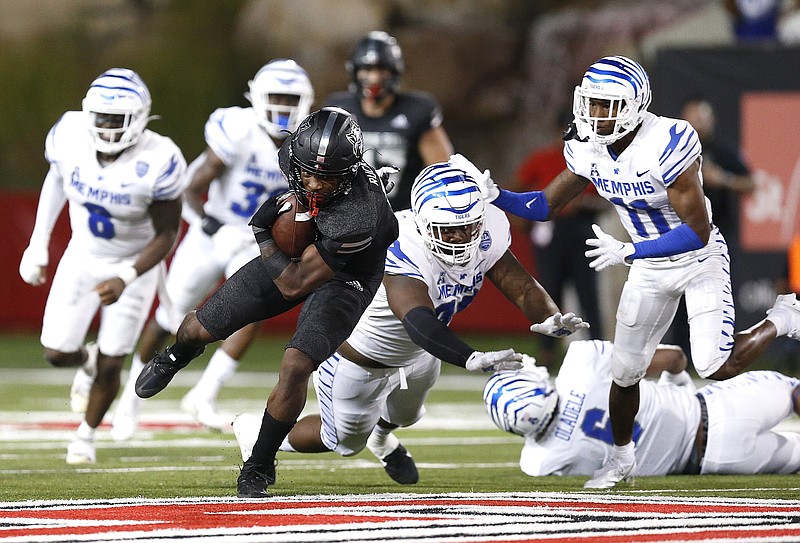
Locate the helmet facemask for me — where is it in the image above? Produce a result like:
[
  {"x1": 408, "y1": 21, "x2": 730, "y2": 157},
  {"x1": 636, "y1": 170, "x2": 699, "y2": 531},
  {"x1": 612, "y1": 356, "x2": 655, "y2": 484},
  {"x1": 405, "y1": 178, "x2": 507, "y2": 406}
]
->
[
  {"x1": 82, "y1": 68, "x2": 151, "y2": 155},
  {"x1": 247, "y1": 59, "x2": 314, "y2": 140},
  {"x1": 572, "y1": 56, "x2": 651, "y2": 145},
  {"x1": 347, "y1": 31, "x2": 404, "y2": 101},
  {"x1": 284, "y1": 107, "x2": 362, "y2": 215},
  {"x1": 411, "y1": 162, "x2": 486, "y2": 267}
]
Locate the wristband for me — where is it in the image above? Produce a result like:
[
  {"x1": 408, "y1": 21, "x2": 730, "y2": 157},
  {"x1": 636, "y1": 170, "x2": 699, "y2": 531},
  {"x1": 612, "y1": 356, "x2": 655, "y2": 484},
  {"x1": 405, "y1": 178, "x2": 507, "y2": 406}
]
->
[
  {"x1": 201, "y1": 215, "x2": 223, "y2": 236},
  {"x1": 262, "y1": 248, "x2": 292, "y2": 280},
  {"x1": 117, "y1": 266, "x2": 138, "y2": 287}
]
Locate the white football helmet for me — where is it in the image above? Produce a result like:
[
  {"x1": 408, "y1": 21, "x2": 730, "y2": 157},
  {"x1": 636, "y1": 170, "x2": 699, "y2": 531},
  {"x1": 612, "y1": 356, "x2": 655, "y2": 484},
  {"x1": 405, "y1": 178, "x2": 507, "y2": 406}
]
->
[
  {"x1": 82, "y1": 68, "x2": 152, "y2": 155},
  {"x1": 246, "y1": 59, "x2": 314, "y2": 139},
  {"x1": 572, "y1": 55, "x2": 651, "y2": 145},
  {"x1": 410, "y1": 162, "x2": 486, "y2": 267},
  {"x1": 483, "y1": 366, "x2": 558, "y2": 439}
]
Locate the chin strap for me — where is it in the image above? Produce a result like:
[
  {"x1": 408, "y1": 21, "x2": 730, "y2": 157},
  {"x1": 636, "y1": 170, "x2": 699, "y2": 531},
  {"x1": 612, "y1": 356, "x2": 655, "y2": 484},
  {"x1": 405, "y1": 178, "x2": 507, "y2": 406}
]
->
[{"x1": 563, "y1": 122, "x2": 588, "y2": 142}]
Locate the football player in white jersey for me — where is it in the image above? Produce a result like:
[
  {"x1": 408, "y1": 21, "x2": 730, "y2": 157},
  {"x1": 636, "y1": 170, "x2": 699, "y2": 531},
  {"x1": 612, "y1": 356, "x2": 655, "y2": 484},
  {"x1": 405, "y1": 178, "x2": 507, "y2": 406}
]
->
[
  {"x1": 452, "y1": 55, "x2": 800, "y2": 488},
  {"x1": 111, "y1": 59, "x2": 314, "y2": 440},
  {"x1": 232, "y1": 161, "x2": 589, "y2": 485},
  {"x1": 18, "y1": 68, "x2": 186, "y2": 464},
  {"x1": 486, "y1": 340, "x2": 800, "y2": 478}
]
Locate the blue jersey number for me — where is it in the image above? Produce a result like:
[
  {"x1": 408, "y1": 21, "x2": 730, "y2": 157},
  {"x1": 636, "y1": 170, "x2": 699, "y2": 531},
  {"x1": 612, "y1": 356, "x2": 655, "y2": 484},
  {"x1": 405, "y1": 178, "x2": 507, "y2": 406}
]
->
[
  {"x1": 580, "y1": 407, "x2": 642, "y2": 445},
  {"x1": 435, "y1": 293, "x2": 477, "y2": 326},
  {"x1": 609, "y1": 197, "x2": 670, "y2": 237},
  {"x1": 230, "y1": 180, "x2": 269, "y2": 218},
  {"x1": 84, "y1": 203, "x2": 115, "y2": 239}
]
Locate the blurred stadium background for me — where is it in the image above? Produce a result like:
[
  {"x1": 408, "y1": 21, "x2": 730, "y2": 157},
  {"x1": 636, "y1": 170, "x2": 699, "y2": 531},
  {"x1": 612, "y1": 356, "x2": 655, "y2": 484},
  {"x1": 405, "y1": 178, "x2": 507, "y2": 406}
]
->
[{"x1": 3, "y1": 0, "x2": 800, "y2": 372}]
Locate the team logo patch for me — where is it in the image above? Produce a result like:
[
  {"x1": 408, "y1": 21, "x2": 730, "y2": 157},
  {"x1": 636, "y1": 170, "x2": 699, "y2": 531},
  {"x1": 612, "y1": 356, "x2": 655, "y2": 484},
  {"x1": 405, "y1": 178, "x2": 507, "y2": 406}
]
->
[
  {"x1": 479, "y1": 230, "x2": 491, "y2": 251},
  {"x1": 135, "y1": 161, "x2": 149, "y2": 178}
]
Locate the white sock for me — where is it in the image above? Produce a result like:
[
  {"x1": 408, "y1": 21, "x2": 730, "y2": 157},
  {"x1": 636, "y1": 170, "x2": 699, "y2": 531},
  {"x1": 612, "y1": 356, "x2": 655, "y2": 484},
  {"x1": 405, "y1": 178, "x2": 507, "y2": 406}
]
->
[
  {"x1": 279, "y1": 437, "x2": 297, "y2": 453},
  {"x1": 766, "y1": 311, "x2": 792, "y2": 337},
  {"x1": 116, "y1": 354, "x2": 144, "y2": 412},
  {"x1": 367, "y1": 428, "x2": 400, "y2": 459},
  {"x1": 191, "y1": 349, "x2": 239, "y2": 399},
  {"x1": 613, "y1": 442, "x2": 635, "y2": 462},
  {"x1": 76, "y1": 420, "x2": 95, "y2": 441}
]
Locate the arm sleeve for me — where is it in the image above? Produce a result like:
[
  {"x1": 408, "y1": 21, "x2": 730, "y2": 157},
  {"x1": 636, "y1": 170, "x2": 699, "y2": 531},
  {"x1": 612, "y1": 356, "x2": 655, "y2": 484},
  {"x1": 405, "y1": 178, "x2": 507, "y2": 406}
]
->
[
  {"x1": 401, "y1": 306, "x2": 474, "y2": 367},
  {"x1": 492, "y1": 189, "x2": 550, "y2": 221},
  {"x1": 630, "y1": 223, "x2": 705, "y2": 259},
  {"x1": 28, "y1": 165, "x2": 67, "y2": 247}
]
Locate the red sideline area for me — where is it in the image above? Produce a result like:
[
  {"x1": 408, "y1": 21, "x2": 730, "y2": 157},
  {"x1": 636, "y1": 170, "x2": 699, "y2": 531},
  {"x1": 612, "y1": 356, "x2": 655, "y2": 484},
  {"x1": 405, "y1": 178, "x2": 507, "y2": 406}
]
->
[{"x1": 3, "y1": 191, "x2": 537, "y2": 334}]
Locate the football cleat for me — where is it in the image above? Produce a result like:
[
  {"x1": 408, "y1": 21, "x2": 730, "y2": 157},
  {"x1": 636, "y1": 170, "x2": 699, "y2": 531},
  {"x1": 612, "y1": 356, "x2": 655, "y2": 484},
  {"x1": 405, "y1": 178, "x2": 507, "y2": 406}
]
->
[
  {"x1": 377, "y1": 444, "x2": 419, "y2": 485},
  {"x1": 135, "y1": 346, "x2": 192, "y2": 398},
  {"x1": 583, "y1": 455, "x2": 636, "y2": 489},
  {"x1": 236, "y1": 462, "x2": 271, "y2": 498},
  {"x1": 70, "y1": 343, "x2": 98, "y2": 414},
  {"x1": 181, "y1": 392, "x2": 228, "y2": 431},
  {"x1": 66, "y1": 437, "x2": 96, "y2": 465},
  {"x1": 232, "y1": 413, "x2": 276, "y2": 485}
]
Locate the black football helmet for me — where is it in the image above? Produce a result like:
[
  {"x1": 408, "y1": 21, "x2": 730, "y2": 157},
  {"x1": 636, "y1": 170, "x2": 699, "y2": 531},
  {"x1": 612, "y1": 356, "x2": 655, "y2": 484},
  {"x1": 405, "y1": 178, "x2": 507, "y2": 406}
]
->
[
  {"x1": 285, "y1": 107, "x2": 364, "y2": 213},
  {"x1": 346, "y1": 30, "x2": 404, "y2": 100}
]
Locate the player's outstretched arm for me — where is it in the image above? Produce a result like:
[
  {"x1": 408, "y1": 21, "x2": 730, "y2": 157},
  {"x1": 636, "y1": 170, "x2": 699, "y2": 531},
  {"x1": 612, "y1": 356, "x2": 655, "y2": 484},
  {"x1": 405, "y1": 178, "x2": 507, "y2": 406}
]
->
[
  {"x1": 385, "y1": 273, "x2": 522, "y2": 372},
  {"x1": 487, "y1": 250, "x2": 589, "y2": 337}
]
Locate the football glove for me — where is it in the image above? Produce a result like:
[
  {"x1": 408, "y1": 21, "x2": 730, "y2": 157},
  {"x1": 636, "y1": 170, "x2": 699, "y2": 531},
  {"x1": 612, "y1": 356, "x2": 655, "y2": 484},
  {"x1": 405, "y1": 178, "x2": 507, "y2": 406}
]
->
[
  {"x1": 449, "y1": 153, "x2": 499, "y2": 202},
  {"x1": 530, "y1": 312, "x2": 589, "y2": 337},
  {"x1": 377, "y1": 165, "x2": 399, "y2": 194},
  {"x1": 249, "y1": 193, "x2": 292, "y2": 245},
  {"x1": 465, "y1": 349, "x2": 524, "y2": 373},
  {"x1": 19, "y1": 245, "x2": 48, "y2": 286},
  {"x1": 585, "y1": 223, "x2": 635, "y2": 271}
]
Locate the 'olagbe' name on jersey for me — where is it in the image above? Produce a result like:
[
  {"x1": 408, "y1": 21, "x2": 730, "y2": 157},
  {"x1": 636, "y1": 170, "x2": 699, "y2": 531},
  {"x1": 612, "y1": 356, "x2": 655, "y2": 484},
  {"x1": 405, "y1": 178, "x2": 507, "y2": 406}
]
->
[
  {"x1": 590, "y1": 176, "x2": 655, "y2": 198},
  {"x1": 70, "y1": 168, "x2": 132, "y2": 205}
]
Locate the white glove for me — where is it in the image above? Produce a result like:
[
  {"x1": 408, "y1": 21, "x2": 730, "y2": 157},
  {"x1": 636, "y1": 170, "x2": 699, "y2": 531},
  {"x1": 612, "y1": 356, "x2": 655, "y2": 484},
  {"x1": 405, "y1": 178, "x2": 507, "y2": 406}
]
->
[
  {"x1": 585, "y1": 223, "x2": 635, "y2": 271},
  {"x1": 19, "y1": 245, "x2": 48, "y2": 286},
  {"x1": 465, "y1": 348, "x2": 524, "y2": 373},
  {"x1": 376, "y1": 165, "x2": 399, "y2": 194},
  {"x1": 530, "y1": 312, "x2": 589, "y2": 337},
  {"x1": 449, "y1": 153, "x2": 499, "y2": 202}
]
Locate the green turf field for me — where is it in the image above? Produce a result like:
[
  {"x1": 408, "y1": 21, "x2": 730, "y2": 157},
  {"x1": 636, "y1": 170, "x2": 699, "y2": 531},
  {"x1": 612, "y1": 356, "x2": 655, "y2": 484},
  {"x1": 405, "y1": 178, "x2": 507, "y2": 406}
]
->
[{"x1": 2, "y1": 332, "x2": 799, "y2": 502}]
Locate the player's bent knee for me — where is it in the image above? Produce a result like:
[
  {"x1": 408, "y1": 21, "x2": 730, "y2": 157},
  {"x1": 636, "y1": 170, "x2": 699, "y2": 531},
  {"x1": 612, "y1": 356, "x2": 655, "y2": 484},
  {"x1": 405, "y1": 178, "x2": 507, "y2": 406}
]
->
[{"x1": 611, "y1": 349, "x2": 647, "y2": 387}]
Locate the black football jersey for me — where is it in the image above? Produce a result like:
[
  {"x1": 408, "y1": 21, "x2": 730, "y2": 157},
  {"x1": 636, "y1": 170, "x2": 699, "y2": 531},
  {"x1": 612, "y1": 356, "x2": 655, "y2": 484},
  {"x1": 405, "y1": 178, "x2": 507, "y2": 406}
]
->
[{"x1": 324, "y1": 91, "x2": 443, "y2": 211}]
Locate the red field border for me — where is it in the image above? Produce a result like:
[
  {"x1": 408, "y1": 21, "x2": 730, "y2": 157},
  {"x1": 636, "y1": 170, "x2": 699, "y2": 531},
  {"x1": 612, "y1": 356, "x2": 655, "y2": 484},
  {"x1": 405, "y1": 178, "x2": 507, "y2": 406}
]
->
[{"x1": 1, "y1": 492, "x2": 799, "y2": 543}]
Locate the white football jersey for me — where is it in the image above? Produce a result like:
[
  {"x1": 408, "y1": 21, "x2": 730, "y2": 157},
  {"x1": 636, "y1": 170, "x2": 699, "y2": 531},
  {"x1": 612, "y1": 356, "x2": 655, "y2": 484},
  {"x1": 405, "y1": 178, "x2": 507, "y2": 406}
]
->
[
  {"x1": 564, "y1": 112, "x2": 712, "y2": 243},
  {"x1": 45, "y1": 111, "x2": 186, "y2": 259},
  {"x1": 519, "y1": 340, "x2": 699, "y2": 477},
  {"x1": 202, "y1": 106, "x2": 287, "y2": 226},
  {"x1": 345, "y1": 206, "x2": 511, "y2": 367}
]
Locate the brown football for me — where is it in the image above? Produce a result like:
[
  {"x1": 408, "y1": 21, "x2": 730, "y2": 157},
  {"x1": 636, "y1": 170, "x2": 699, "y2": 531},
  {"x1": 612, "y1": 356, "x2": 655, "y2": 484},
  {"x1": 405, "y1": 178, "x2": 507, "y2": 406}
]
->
[{"x1": 271, "y1": 193, "x2": 318, "y2": 258}]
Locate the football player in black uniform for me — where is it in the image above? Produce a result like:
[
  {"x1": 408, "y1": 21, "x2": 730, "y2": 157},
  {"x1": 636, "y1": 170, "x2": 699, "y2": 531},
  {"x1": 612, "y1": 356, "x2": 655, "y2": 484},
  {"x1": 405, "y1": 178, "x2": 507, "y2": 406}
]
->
[
  {"x1": 325, "y1": 30, "x2": 453, "y2": 210},
  {"x1": 134, "y1": 107, "x2": 399, "y2": 498}
]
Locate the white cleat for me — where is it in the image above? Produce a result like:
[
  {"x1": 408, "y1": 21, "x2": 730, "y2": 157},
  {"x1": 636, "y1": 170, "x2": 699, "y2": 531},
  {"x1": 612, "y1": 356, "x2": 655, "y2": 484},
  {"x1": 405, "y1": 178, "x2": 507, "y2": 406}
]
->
[
  {"x1": 768, "y1": 293, "x2": 800, "y2": 340},
  {"x1": 70, "y1": 343, "x2": 98, "y2": 414},
  {"x1": 66, "y1": 438, "x2": 96, "y2": 465},
  {"x1": 584, "y1": 456, "x2": 636, "y2": 489},
  {"x1": 181, "y1": 392, "x2": 228, "y2": 431},
  {"x1": 232, "y1": 413, "x2": 260, "y2": 462},
  {"x1": 110, "y1": 404, "x2": 140, "y2": 442}
]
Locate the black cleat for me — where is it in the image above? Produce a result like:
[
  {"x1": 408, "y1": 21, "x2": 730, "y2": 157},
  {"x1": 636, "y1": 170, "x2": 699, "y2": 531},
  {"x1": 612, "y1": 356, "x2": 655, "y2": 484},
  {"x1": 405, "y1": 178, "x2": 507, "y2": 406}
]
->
[
  {"x1": 134, "y1": 347, "x2": 191, "y2": 399},
  {"x1": 380, "y1": 445, "x2": 419, "y2": 485},
  {"x1": 265, "y1": 460, "x2": 276, "y2": 486},
  {"x1": 237, "y1": 462, "x2": 270, "y2": 498}
]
